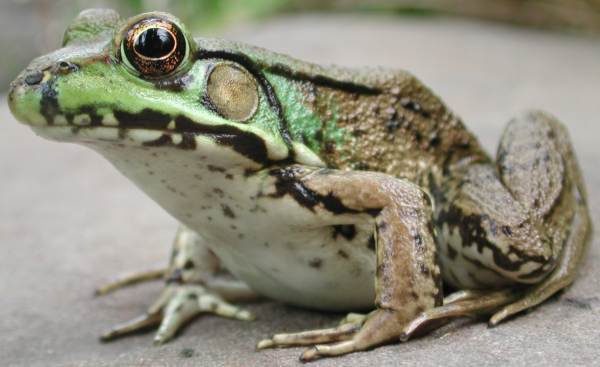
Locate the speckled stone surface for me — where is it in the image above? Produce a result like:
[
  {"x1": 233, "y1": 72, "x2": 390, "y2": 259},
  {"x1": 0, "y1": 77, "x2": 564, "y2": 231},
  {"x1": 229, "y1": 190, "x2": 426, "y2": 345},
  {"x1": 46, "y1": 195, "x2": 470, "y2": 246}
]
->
[{"x1": 1, "y1": 14, "x2": 599, "y2": 367}]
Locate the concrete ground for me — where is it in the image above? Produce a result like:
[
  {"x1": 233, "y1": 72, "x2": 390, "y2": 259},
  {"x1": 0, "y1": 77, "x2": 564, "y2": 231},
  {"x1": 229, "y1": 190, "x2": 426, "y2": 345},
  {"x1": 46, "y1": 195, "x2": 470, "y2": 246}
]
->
[{"x1": 1, "y1": 14, "x2": 599, "y2": 367}]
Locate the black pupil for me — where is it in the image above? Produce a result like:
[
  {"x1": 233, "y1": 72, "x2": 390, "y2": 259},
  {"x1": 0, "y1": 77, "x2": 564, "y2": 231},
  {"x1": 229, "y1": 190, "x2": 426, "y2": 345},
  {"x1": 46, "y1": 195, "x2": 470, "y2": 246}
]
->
[{"x1": 134, "y1": 27, "x2": 175, "y2": 58}]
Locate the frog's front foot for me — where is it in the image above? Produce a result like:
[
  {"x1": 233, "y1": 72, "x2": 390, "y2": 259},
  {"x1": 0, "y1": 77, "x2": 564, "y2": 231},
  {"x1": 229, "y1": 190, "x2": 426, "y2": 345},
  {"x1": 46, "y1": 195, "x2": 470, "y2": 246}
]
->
[
  {"x1": 258, "y1": 309, "x2": 414, "y2": 362},
  {"x1": 99, "y1": 224, "x2": 259, "y2": 344},
  {"x1": 101, "y1": 282, "x2": 256, "y2": 344}
]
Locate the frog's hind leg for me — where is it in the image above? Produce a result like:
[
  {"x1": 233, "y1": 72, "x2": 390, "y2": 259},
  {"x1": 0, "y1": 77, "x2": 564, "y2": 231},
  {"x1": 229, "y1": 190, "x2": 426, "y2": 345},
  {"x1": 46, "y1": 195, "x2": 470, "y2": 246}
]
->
[
  {"x1": 437, "y1": 111, "x2": 591, "y2": 327},
  {"x1": 488, "y1": 111, "x2": 591, "y2": 325},
  {"x1": 100, "y1": 224, "x2": 259, "y2": 344}
]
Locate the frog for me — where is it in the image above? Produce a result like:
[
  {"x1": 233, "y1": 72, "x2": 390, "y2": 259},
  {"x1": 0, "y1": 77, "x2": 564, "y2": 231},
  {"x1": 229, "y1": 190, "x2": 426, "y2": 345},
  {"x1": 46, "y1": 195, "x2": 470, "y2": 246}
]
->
[{"x1": 8, "y1": 9, "x2": 591, "y2": 362}]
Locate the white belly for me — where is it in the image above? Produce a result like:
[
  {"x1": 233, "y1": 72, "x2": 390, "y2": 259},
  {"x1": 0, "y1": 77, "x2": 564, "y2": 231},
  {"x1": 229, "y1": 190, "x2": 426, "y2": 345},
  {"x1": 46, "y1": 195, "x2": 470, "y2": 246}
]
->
[{"x1": 93, "y1": 142, "x2": 377, "y2": 311}]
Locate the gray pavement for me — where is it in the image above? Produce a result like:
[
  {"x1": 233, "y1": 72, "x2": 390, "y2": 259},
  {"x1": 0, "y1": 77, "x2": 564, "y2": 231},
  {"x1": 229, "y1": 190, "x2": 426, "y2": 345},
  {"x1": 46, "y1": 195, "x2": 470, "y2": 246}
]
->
[{"x1": 1, "y1": 14, "x2": 599, "y2": 367}]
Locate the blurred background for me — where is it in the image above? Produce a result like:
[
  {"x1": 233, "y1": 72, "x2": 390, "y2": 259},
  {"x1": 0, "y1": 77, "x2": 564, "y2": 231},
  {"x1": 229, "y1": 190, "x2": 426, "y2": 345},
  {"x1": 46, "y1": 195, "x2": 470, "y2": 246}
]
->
[{"x1": 2, "y1": 0, "x2": 600, "y2": 90}]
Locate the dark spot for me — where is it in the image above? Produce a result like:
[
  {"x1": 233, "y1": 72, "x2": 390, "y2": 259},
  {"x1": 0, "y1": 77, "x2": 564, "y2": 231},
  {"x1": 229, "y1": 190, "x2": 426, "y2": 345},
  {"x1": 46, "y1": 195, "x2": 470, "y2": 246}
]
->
[
  {"x1": 367, "y1": 235, "x2": 376, "y2": 251},
  {"x1": 183, "y1": 260, "x2": 195, "y2": 270},
  {"x1": 213, "y1": 188, "x2": 224, "y2": 197},
  {"x1": 24, "y1": 71, "x2": 43, "y2": 85},
  {"x1": 429, "y1": 134, "x2": 441, "y2": 148},
  {"x1": 179, "y1": 132, "x2": 197, "y2": 150},
  {"x1": 207, "y1": 164, "x2": 226, "y2": 173},
  {"x1": 308, "y1": 258, "x2": 322, "y2": 269},
  {"x1": 315, "y1": 130, "x2": 324, "y2": 141},
  {"x1": 225, "y1": 173, "x2": 234, "y2": 180},
  {"x1": 446, "y1": 244, "x2": 458, "y2": 260},
  {"x1": 354, "y1": 161, "x2": 370, "y2": 171},
  {"x1": 385, "y1": 114, "x2": 401, "y2": 133},
  {"x1": 400, "y1": 97, "x2": 430, "y2": 118},
  {"x1": 324, "y1": 141, "x2": 336, "y2": 154},
  {"x1": 337, "y1": 250, "x2": 349, "y2": 259},
  {"x1": 221, "y1": 204, "x2": 236, "y2": 219},
  {"x1": 501, "y1": 226, "x2": 513, "y2": 236},
  {"x1": 40, "y1": 79, "x2": 59, "y2": 125},
  {"x1": 180, "y1": 348, "x2": 194, "y2": 358},
  {"x1": 414, "y1": 234, "x2": 424, "y2": 248},
  {"x1": 563, "y1": 296, "x2": 597, "y2": 310},
  {"x1": 166, "y1": 269, "x2": 183, "y2": 284},
  {"x1": 377, "y1": 222, "x2": 388, "y2": 231},
  {"x1": 332, "y1": 224, "x2": 357, "y2": 241}
]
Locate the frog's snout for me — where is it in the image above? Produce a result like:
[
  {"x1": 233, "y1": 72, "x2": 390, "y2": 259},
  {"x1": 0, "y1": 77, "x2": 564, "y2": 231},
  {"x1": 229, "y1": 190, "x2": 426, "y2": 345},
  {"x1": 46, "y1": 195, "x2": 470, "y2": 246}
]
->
[{"x1": 9, "y1": 58, "x2": 81, "y2": 126}]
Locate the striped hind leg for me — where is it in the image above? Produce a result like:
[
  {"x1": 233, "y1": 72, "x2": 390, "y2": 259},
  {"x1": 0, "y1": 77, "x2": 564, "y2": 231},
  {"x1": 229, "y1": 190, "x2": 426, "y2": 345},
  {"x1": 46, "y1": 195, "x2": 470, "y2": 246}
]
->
[{"x1": 435, "y1": 111, "x2": 591, "y2": 325}]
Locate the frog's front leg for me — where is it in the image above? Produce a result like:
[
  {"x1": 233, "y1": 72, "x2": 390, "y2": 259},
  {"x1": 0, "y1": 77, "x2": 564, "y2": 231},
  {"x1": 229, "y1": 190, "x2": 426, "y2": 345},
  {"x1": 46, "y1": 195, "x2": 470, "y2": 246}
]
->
[
  {"x1": 100, "y1": 225, "x2": 259, "y2": 344},
  {"x1": 258, "y1": 167, "x2": 443, "y2": 361}
]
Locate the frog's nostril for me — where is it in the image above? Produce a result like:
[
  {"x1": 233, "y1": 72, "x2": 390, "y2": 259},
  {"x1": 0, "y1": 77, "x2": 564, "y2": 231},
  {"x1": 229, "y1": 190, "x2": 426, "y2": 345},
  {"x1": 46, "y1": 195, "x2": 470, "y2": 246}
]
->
[
  {"x1": 24, "y1": 71, "x2": 44, "y2": 85},
  {"x1": 57, "y1": 61, "x2": 79, "y2": 74}
]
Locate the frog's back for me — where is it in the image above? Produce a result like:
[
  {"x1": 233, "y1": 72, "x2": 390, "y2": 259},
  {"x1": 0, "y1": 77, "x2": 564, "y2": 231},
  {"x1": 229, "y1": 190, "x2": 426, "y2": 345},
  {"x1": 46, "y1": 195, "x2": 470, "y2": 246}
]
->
[{"x1": 197, "y1": 38, "x2": 487, "y2": 182}]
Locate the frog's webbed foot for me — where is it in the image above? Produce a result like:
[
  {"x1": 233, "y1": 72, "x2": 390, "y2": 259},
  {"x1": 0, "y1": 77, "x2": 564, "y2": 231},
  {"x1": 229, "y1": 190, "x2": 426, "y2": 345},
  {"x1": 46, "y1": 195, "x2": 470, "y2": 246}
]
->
[{"x1": 101, "y1": 282, "x2": 256, "y2": 344}]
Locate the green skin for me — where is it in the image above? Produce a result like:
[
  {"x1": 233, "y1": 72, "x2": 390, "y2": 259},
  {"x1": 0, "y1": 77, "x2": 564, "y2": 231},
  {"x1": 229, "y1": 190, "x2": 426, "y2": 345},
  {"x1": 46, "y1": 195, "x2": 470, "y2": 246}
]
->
[{"x1": 9, "y1": 9, "x2": 591, "y2": 362}]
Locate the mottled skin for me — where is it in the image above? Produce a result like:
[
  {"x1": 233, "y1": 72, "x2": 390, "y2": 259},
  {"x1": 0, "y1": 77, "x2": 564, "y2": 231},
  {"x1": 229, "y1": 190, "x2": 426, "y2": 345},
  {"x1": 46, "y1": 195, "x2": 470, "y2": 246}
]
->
[{"x1": 8, "y1": 9, "x2": 591, "y2": 362}]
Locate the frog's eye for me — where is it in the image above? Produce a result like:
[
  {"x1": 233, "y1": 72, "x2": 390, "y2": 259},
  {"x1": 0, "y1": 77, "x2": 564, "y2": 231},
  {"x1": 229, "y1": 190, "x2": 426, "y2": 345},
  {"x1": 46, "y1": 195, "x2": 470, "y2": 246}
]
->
[
  {"x1": 205, "y1": 64, "x2": 259, "y2": 122},
  {"x1": 121, "y1": 17, "x2": 187, "y2": 78}
]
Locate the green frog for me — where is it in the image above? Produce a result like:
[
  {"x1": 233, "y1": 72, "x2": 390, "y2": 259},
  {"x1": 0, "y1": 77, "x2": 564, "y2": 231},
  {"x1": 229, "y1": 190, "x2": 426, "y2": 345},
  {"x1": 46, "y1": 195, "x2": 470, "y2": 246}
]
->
[{"x1": 8, "y1": 9, "x2": 591, "y2": 362}]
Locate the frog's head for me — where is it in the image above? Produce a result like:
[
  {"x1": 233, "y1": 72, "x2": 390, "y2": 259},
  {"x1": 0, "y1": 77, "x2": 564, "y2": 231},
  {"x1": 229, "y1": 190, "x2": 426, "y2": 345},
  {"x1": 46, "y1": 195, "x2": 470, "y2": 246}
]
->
[{"x1": 9, "y1": 9, "x2": 321, "y2": 168}]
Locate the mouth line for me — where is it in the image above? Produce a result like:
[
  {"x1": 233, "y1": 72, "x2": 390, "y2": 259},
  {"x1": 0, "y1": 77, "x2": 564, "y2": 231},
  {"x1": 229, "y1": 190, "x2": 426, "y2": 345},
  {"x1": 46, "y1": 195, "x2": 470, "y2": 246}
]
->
[
  {"x1": 31, "y1": 124, "x2": 202, "y2": 151},
  {"x1": 31, "y1": 111, "x2": 275, "y2": 164}
]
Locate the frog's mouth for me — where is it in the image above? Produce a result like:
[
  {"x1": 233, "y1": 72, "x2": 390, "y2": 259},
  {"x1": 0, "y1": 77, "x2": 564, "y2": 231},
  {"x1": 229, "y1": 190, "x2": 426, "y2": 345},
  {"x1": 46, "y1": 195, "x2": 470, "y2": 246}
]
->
[{"x1": 25, "y1": 108, "x2": 286, "y2": 165}]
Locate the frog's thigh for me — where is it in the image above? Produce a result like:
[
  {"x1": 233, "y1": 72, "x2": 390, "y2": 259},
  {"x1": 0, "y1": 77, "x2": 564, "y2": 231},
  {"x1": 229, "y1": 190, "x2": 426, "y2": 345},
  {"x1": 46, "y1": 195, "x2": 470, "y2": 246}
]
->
[
  {"x1": 439, "y1": 111, "x2": 590, "y2": 325},
  {"x1": 260, "y1": 168, "x2": 442, "y2": 361}
]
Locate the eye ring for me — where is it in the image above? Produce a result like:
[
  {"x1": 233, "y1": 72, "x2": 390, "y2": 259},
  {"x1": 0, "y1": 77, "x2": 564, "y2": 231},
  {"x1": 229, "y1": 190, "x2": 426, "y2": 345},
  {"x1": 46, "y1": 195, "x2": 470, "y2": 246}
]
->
[{"x1": 121, "y1": 17, "x2": 187, "y2": 78}]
